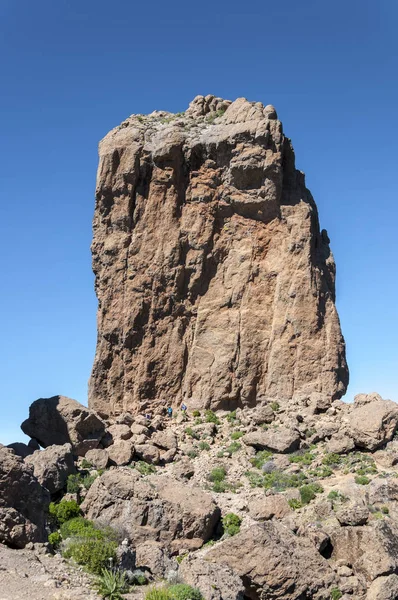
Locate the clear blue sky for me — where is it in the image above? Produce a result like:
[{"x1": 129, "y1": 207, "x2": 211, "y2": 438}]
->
[{"x1": 1, "y1": 0, "x2": 397, "y2": 444}]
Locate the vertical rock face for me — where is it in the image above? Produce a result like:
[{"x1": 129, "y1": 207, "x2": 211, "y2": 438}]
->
[{"x1": 89, "y1": 95, "x2": 348, "y2": 417}]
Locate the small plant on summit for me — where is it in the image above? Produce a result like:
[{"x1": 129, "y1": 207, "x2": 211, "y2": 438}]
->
[
  {"x1": 222, "y1": 513, "x2": 242, "y2": 536},
  {"x1": 205, "y1": 410, "x2": 220, "y2": 425},
  {"x1": 330, "y1": 588, "x2": 343, "y2": 600},
  {"x1": 135, "y1": 461, "x2": 156, "y2": 475},
  {"x1": 49, "y1": 499, "x2": 80, "y2": 525},
  {"x1": 168, "y1": 584, "x2": 203, "y2": 600},
  {"x1": 94, "y1": 568, "x2": 129, "y2": 600},
  {"x1": 355, "y1": 475, "x2": 370, "y2": 485}
]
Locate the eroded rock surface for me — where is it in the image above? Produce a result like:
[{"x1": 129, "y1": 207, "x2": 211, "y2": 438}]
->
[{"x1": 89, "y1": 94, "x2": 348, "y2": 417}]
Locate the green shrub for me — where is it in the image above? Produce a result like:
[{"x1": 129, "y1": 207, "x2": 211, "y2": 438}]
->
[
  {"x1": 63, "y1": 537, "x2": 117, "y2": 574},
  {"x1": 250, "y1": 450, "x2": 273, "y2": 469},
  {"x1": 330, "y1": 588, "x2": 343, "y2": 600},
  {"x1": 270, "y1": 401, "x2": 280, "y2": 412},
  {"x1": 192, "y1": 410, "x2": 201, "y2": 417},
  {"x1": 135, "y1": 461, "x2": 156, "y2": 475},
  {"x1": 299, "y1": 483, "x2": 324, "y2": 505},
  {"x1": 205, "y1": 410, "x2": 220, "y2": 425},
  {"x1": 145, "y1": 588, "x2": 172, "y2": 600},
  {"x1": 48, "y1": 531, "x2": 62, "y2": 549},
  {"x1": 381, "y1": 505, "x2": 390, "y2": 514},
  {"x1": 327, "y1": 490, "x2": 345, "y2": 502},
  {"x1": 289, "y1": 452, "x2": 315, "y2": 465},
  {"x1": 66, "y1": 474, "x2": 81, "y2": 494},
  {"x1": 355, "y1": 475, "x2": 370, "y2": 485},
  {"x1": 322, "y1": 453, "x2": 342, "y2": 467},
  {"x1": 226, "y1": 442, "x2": 241, "y2": 454},
  {"x1": 94, "y1": 568, "x2": 129, "y2": 599},
  {"x1": 82, "y1": 473, "x2": 98, "y2": 490},
  {"x1": 222, "y1": 513, "x2": 241, "y2": 536},
  {"x1": 199, "y1": 441, "x2": 210, "y2": 451},
  {"x1": 226, "y1": 410, "x2": 237, "y2": 423},
  {"x1": 168, "y1": 584, "x2": 203, "y2": 600},
  {"x1": 212, "y1": 480, "x2": 227, "y2": 493},
  {"x1": 208, "y1": 466, "x2": 226, "y2": 483},
  {"x1": 206, "y1": 108, "x2": 227, "y2": 124},
  {"x1": 60, "y1": 517, "x2": 102, "y2": 540},
  {"x1": 245, "y1": 470, "x2": 264, "y2": 487},
  {"x1": 288, "y1": 498, "x2": 302, "y2": 510},
  {"x1": 231, "y1": 431, "x2": 244, "y2": 440},
  {"x1": 81, "y1": 458, "x2": 93, "y2": 470},
  {"x1": 49, "y1": 499, "x2": 80, "y2": 525},
  {"x1": 185, "y1": 427, "x2": 200, "y2": 440},
  {"x1": 187, "y1": 450, "x2": 198, "y2": 459},
  {"x1": 263, "y1": 470, "x2": 307, "y2": 491}
]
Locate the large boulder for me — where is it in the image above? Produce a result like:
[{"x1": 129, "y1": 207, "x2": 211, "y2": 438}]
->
[
  {"x1": 243, "y1": 427, "x2": 300, "y2": 453},
  {"x1": 0, "y1": 445, "x2": 50, "y2": 547},
  {"x1": 367, "y1": 574, "x2": 398, "y2": 600},
  {"x1": 205, "y1": 522, "x2": 335, "y2": 600},
  {"x1": 81, "y1": 469, "x2": 220, "y2": 548},
  {"x1": 24, "y1": 443, "x2": 76, "y2": 494},
  {"x1": 21, "y1": 395, "x2": 106, "y2": 456},
  {"x1": 348, "y1": 393, "x2": 398, "y2": 451},
  {"x1": 179, "y1": 555, "x2": 244, "y2": 600}
]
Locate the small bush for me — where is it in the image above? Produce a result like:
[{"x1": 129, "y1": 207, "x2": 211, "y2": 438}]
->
[
  {"x1": 60, "y1": 517, "x2": 102, "y2": 540},
  {"x1": 250, "y1": 450, "x2": 273, "y2": 469},
  {"x1": 185, "y1": 427, "x2": 200, "y2": 440},
  {"x1": 145, "y1": 588, "x2": 172, "y2": 600},
  {"x1": 135, "y1": 461, "x2": 156, "y2": 475},
  {"x1": 205, "y1": 410, "x2": 220, "y2": 425},
  {"x1": 212, "y1": 480, "x2": 227, "y2": 493},
  {"x1": 288, "y1": 499, "x2": 302, "y2": 510},
  {"x1": 187, "y1": 450, "x2": 198, "y2": 459},
  {"x1": 192, "y1": 410, "x2": 201, "y2": 417},
  {"x1": 82, "y1": 473, "x2": 98, "y2": 490},
  {"x1": 355, "y1": 475, "x2": 370, "y2": 485},
  {"x1": 299, "y1": 483, "x2": 324, "y2": 505},
  {"x1": 263, "y1": 470, "x2": 307, "y2": 491},
  {"x1": 208, "y1": 466, "x2": 226, "y2": 483},
  {"x1": 199, "y1": 441, "x2": 210, "y2": 451},
  {"x1": 94, "y1": 568, "x2": 129, "y2": 600},
  {"x1": 168, "y1": 584, "x2": 203, "y2": 600},
  {"x1": 330, "y1": 588, "x2": 343, "y2": 600},
  {"x1": 49, "y1": 499, "x2": 80, "y2": 525},
  {"x1": 270, "y1": 401, "x2": 280, "y2": 412},
  {"x1": 289, "y1": 452, "x2": 315, "y2": 465},
  {"x1": 222, "y1": 513, "x2": 241, "y2": 536},
  {"x1": 231, "y1": 431, "x2": 244, "y2": 440},
  {"x1": 66, "y1": 474, "x2": 81, "y2": 494},
  {"x1": 81, "y1": 458, "x2": 93, "y2": 470},
  {"x1": 226, "y1": 442, "x2": 241, "y2": 454},
  {"x1": 63, "y1": 537, "x2": 117, "y2": 574},
  {"x1": 226, "y1": 410, "x2": 237, "y2": 423},
  {"x1": 322, "y1": 453, "x2": 342, "y2": 467},
  {"x1": 327, "y1": 490, "x2": 346, "y2": 503},
  {"x1": 48, "y1": 531, "x2": 62, "y2": 549},
  {"x1": 381, "y1": 505, "x2": 390, "y2": 514}
]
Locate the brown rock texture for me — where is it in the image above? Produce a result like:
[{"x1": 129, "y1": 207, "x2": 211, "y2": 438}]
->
[{"x1": 89, "y1": 94, "x2": 348, "y2": 417}]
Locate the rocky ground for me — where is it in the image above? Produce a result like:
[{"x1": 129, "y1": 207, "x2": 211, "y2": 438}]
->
[{"x1": 3, "y1": 392, "x2": 398, "y2": 599}]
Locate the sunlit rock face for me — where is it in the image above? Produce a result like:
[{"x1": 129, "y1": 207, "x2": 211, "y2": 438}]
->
[{"x1": 89, "y1": 95, "x2": 348, "y2": 417}]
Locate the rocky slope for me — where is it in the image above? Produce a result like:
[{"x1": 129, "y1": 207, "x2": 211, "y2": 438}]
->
[{"x1": 89, "y1": 95, "x2": 348, "y2": 418}]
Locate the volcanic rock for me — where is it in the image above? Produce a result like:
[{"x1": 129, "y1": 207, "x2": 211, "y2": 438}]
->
[
  {"x1": 88, "y1": 94, "x2": 348, "y2": 417},
  {"x1": 24, "y1": 443, "x2": 76, "y2": 494},
  {"x1": 348, "y1": 393, "x2": 398, "y2": 451}
]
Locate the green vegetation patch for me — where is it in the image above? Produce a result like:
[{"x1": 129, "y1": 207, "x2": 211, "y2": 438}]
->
[{"x1": 222, "y1": 512, "x2": 242, "y2": 536}]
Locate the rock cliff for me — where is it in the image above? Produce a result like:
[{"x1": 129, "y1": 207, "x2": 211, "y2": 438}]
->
[{"x1": 89, "y1": 94, "x2": 348, "y2": 417}]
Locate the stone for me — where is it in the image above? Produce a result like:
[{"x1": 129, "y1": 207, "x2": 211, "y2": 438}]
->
[
  {"x1": 81, "y1": 470, "x2": 220, "y2": 547},
  {"x1": 248, "y1": 495, "x2": 291, "y2": 520},
  {"x1": 335, "y1": 500, "x2": 369, "y2": 526},
  {"x1": 0, "y1": 445, "x2": 50, "y2": 547},
  {"x1": 243, "y1": 427, "x2": 300, "y2": 453},
  {"x1": 205, "y1": 522, "x2": 335, "y2": 599},
  {"x1": 348, "y1": 393, "x2": 398, "y2": 451},
  {"x1": 24, "y1": 443, "x2": 76, "y2": 494},
  {"x1": 327, "y1": 433, "x2": 355, "y2": 454},
  {"x1": 107, "y1": 439, "x2": 134, "y2": 466},
  {"x1": 179, "y1": 555, "x2": 244, "y2": 600},
  {"x1": 151, "y1": 430, "x2": 177, "y2": 450},
  {"x1": 107, "y1": 423, "x2": 132, "y2": 441},
  {"x1": 130, "y1": 423, "x2": 149, "y2": 436},
  {"x1": 134, "y1": 444, "x2": 160, "y2": 464},
  {"x1": 6, "y1": 442, "x2": 34, "y2": 458},
  {"x1": 88, "y1": 95, "x2": 348, "y2": 417},
  {"x1": 21, "y1": 396, "x2": 106, "y2": 456},
  {"x1": 84, "y1": 448, "x2": 110, "y2": 470},
  {"x1": 367, "y1": 574, "x2": 398, "y2": 600},
  {"x1": 134, "y1": 540, "x2": 175, "y2": 577}
]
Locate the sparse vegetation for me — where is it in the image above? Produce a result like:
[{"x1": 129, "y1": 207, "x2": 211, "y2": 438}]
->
[
  {"x1": 185, "y1": 427, "x2": 200, "y2": 440},
  {"x1": 289, "y1": 451, "x2": 315, "y2": 465},
  {"x1": 135, "y1": 461, "x2": 156, "y2": 475},
  {"x1": 205, "y1": 410, "x2": 220, "y2": 425},
  {"x1": 222, "y1": 512, "x2": 242, "y2": 536},
  {"x1": 48, "y1": 531, "x2": 62, "y2": 548},
  {"x1": 322, "y1": 453, "x2": 342, "y2": 467},
  {"x1": 270, "y1": 401, "x2": 280, "y2": 412},
  {"x1": 49, "y1": 499, "x2": 80, "y2": 525},
  {"x1": 199, "y1": 441, "x2": 210, "y2": 451},
  {"x1": 168, "y1": 584, "x2": 203, "y2": 600},
  {"x1": 226, "y1": 441, "x2": 241, "y2": 454},
  {"x1": 250, "y1": 450, "x2": 273, "y2": 469},
  {"x1": 299, "y1": 483, "x2": 323, "y2": 505},
  {"x1": 145, "y1": 589, "x2": 171, "y2": 600},
  {"x1": 330, "y1": 588, "x2": 343, "y2": 600},
  {"x1": 94, "y1": 568, "x2": 129, "y2": 600},
  {"x1": 355, "y1": 475, "x2": 370, "y2": 485},
  {"x1": 288, "y1": 498, "x2": 302, "y2": 510},
  {"x1": 226, "y1": 410, "x2": 237, "y2": 423},
  {"x1": 230, "y1": 431, "x2": 244, "y2": 440},
  {"x1": 206, "y1": 108, "x2": 227, "y2": 123},
  {"x1": 62, "y1": 518, "x2": 118, "y2": 574},
  {"x1": 192, "y1": 410, "x2": 201, "y2": 417}
]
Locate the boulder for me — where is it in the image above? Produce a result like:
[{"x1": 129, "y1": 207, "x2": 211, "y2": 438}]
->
[
  {"x1": 107, "y1": 439, "x2": 134, "y2": 466},
  {"x1": 335, "y1": 500, "x2": 369, "y2": 526},
  {"x1": 81, "y1": 470, "x2": 220, "y2": 547},
  {"x1": 107, "y1": 423, "x2": 132, "y2": 441},
  {"x1": 348, "y1": 393, "x2": 398, "y2": 451},
  {"x1": 205, "y1": 522, "x2": 335, "y2": 599},
  {"x1": 0, "y1": 445, "x2": 50, "y2": 547},
  {"x1": 135, "y1": 444, "x2": 160, "y2": 464},
  {"x1": 6, "y1": 442, "x2": 34, "y2": 458},
  {"x1": 179, "y1": 555, "x2": 244, "y2": 600},
  {"x1": 21, "y1": 395, "x2": 106, "y2": 456},
  {"x1": 151, "y1": 430, "x2": 178, "y2": 451},
  {"x1": 248, "y1": 495, "x2": 291, "y2": 521},
  {"x1": 243, "y1": 428, "x2": 300, "y2": 453},
  {"x1": 24, "y1": 443, "x2": 75, "y2": 494},
  {"x1": 84, "y1": 448, "x2": 110, "y2": 470},
  {"x1": 367, "y1": 574, "x2": 398, "y2": 600},
  {"x1": 135, "y1": 540, "x2": 176, "y2": 577},
  {"x1": 327, "y1": 433, "x2": 355, "y2": 454}
]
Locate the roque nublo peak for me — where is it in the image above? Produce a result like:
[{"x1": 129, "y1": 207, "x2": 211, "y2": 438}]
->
[{"x1": 89, "y1": 94, "x2": 348, "y2": 417}]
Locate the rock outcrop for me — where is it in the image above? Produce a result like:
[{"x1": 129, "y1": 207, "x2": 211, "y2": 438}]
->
[{"x1": 89, "y1": 94, "x2": 348, "y2": 417}]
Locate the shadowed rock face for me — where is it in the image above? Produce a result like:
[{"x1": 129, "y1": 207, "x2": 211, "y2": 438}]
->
[{"x1": 89, "y1": 94, "x2": 348, "y2": 417}]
